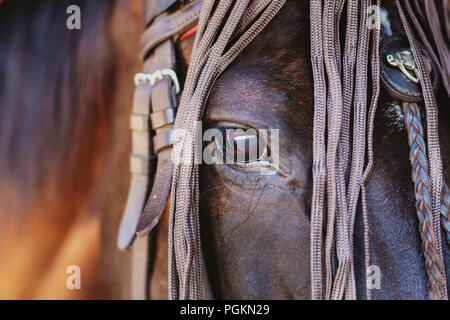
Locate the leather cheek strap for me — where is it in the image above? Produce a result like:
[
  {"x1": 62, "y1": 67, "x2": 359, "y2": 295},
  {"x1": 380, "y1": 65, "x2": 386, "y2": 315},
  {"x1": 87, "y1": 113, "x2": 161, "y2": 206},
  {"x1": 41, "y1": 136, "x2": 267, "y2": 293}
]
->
[
  {"x1": 136, "y1": 40, "x2": 177, "y2": 238},
  {"x1": 137, "y1": 148, "x2": 173, "y2": 237},
  {"x1": 118, "y1": 40, "x2": 177, "y2": 249},
  {"x1": 117, "y1": 82, "x2": 154, "y2": 250}
]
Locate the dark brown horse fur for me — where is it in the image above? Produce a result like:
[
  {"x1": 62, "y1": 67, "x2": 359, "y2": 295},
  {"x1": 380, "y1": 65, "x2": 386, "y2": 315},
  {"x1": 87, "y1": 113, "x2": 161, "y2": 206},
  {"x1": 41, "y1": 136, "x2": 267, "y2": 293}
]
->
[{"x1": 0, "y1": 0, "x2": 449, "y2": 299}]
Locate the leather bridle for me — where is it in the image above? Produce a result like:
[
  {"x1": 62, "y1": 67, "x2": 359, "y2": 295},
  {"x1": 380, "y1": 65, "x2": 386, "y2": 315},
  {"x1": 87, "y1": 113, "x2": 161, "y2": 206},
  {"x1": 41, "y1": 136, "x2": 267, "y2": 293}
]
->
[
  {"x1": 117, "y1": 0, "x2": 202, "y2": 299},
  {"x1": 117, "y1": 0, "x2": 450, "y2": 300},
  {"x1": 118, "y1": 0, "x2": 284, "y2": 300}
]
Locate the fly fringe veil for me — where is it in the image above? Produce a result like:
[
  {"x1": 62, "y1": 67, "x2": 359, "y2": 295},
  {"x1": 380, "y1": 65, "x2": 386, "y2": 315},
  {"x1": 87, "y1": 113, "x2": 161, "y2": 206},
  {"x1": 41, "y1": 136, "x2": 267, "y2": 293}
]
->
[
  {"x1": 167, "y1": 0, "x2": 449, "y2": 300},
  {"x1": 310, "y1": 0, "x2": 449, "y2": 300},
  {"x1": 168, "y1": 0, "x2": 287, "y2": 300}
]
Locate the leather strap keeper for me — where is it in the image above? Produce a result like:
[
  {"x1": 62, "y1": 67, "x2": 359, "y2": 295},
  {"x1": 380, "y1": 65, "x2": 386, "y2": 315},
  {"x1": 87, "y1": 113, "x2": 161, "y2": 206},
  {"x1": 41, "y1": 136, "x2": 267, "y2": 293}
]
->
[
  {"x1": 151, "y1": 107, "x2": 176, "y2": 130},
  {"x1": 153, "y1": 129, "x2": 174, "y2": 154}
]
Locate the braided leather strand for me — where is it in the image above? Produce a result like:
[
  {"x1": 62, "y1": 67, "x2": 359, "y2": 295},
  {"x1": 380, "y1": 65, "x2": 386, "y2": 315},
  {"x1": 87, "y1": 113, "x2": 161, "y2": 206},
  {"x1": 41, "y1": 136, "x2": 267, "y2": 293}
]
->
[
  {"x1": 441, "y1": 184, "x2": 450, "y2": 245},
  {"x1": 402, "y1": 102, "x2": 445, "y2": 299}
]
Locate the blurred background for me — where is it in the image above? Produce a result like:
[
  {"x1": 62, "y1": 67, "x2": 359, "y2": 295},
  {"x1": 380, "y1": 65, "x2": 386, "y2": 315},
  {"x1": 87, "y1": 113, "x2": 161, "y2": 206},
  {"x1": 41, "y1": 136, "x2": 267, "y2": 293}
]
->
[{"x1": 0, "y1": 0, "x2": 146, "y2": 299}]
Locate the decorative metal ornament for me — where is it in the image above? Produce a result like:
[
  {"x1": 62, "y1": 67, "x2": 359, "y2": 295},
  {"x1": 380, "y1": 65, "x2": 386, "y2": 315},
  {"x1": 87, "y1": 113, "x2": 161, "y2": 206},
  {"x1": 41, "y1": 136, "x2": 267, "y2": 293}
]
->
[
  {"x1": 380, "y1": 37, "x2": 439, "y2": 102},
  {"x1": 387, "y1": 50, "x2": 424, "y2": 84}
]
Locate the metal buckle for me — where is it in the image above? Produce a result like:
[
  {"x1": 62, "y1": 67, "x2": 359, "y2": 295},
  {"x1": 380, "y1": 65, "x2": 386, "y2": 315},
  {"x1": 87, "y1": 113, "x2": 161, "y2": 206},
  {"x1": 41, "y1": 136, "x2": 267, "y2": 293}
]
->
[{"x1": 134, "y1": 68, "x2": 181, "y2": 94}]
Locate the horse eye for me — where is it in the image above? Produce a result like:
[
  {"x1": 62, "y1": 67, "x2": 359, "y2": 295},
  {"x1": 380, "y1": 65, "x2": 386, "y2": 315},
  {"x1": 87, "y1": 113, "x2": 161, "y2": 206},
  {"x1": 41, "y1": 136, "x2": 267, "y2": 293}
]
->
[{"x1": 215, "y1": 127, "x2": 267, "y2": 164}]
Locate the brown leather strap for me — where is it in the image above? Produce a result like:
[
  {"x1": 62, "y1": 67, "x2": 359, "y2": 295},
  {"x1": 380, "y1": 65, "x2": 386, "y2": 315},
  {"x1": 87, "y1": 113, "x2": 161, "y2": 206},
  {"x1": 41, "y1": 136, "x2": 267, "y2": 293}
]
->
[
  {"x1": 136, "y1": 39, "x2": 177, "y2": 237},
  {"x1": 151, "y1": 107, "x2": 176, "y2": 130},
  {"x1": 145, "y1": 0, "x2": 178, "y2": 26},
  {"x1": 140, "y1": 0, "x2": 202, "y2": 59},
  {"x1": 118, "y1": 41, "x2": 178, "y2": 249},
  {"x1": 118, "y1": 0, "x2": 204, "y2": 301},
  {"x1": 137, "y1": 149, "x2": 173, "y2": 237},
  {"x1": 130, "y1": 236, "x2": 151, "y2": 299},
  {"x1": 117, "y1": 68, "x2": 154, "y2": 250}
]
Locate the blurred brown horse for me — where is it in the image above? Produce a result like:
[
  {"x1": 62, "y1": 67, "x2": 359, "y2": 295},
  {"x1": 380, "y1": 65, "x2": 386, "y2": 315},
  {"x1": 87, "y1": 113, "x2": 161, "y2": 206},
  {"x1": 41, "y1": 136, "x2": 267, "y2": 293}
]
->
[{"x1": 0, "y1": 0, "x2": 145, "y2": 299}]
